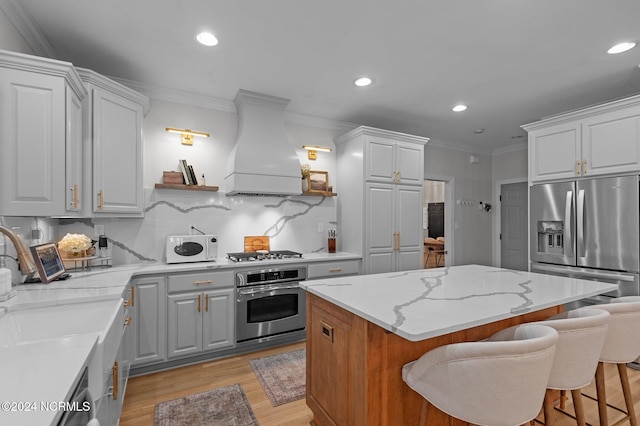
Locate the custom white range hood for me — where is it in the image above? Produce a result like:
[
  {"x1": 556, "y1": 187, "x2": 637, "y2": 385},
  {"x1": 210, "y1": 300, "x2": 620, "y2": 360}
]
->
[{"x1": 225, "y1": 89, "x2": 302, "y2": 196}]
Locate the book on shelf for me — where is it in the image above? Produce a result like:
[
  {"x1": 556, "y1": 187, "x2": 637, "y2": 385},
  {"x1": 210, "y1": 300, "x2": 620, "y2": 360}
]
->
[
  {"x1": 179, "y1": 159, "x2": 192, "y2": 185},
  {"x1": 188, "y1": 165, "x2": 198, "y2": 185}
]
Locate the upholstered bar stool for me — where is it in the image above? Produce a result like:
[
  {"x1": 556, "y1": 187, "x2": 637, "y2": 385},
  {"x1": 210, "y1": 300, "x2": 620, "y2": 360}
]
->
[
  {"x1": 402, "y1": 324, "x2": 559, "y2": 426},
  {"x1": 491, "y1": 308, "x2": 610, "y2": 425},
  {"x1": 590, "y1": 299, "x2": 640, "y2": 426}
]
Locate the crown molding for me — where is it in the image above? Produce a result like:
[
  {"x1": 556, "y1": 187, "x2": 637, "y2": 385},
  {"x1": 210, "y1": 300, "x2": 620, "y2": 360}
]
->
[
  {"x1": 111, "y1": 77, "x2": 358, "y2": 133},
  {"x1": 0, "y1": 0, "x2": 56, "y2": 58},
  {"x1": 492, "y1": 141, "x2": 527, "y2": 155},
  {"x1": 426, "y1": 137, "x2": 493, "y2": 156}
]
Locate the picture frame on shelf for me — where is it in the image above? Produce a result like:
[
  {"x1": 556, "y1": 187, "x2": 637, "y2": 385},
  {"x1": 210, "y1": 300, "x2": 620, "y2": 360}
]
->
[{"x1": 308, "y1": 170, "x2": 329, "y2": 192}]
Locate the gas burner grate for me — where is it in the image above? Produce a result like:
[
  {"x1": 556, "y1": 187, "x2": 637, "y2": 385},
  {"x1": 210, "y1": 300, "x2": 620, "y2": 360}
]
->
[{"x1": 227, "y1": 250, "x2": 303, "y2": 262}]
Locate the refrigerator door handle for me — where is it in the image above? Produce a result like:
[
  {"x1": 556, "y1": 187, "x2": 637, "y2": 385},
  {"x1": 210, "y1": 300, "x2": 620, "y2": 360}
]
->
[
  {"x1": 532, "y1": 264, "x2": 636, "y2": 282},
  {"x1": 577, "y1": 189, "x2": 585, "y2": 258},
  {"x1": 564, "y1": 190, "x2": 573, "y2": 258}
]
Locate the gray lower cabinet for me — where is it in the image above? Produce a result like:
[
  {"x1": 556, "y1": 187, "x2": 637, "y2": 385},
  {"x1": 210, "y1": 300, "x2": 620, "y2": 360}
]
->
[
  {"x1": 130, "y1": 276, "x2": 167, "y2": 366},
  {"x1": 167, "y1": 288, "x2": 235, "y2": 359}
]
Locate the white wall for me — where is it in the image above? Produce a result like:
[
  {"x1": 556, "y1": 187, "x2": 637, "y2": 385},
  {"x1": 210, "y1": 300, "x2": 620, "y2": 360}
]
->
[
  {"x1": 0, "y1": 8, "x2": 34, "y2": 54},
  {"x1": 424, "y1": 143, "x2": 493, "y2": 266}
]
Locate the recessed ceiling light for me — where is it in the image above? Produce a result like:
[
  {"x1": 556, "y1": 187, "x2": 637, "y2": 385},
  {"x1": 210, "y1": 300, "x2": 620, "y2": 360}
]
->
[
  {"x1": 196, "y1": 32, "x2": 218, "y2": 46},
  {"x1": 607, "y1": 42, "x2": 636, "y2": 54},
  {"x1": 354, "y1": 77, "x2": 372, "y2": 87},
  {"x1": 452, "y1": 104, "x2": 467, "y2": 112},
  {"x1": 473, "y1": 128, "x2": 485, "y2": 134}
]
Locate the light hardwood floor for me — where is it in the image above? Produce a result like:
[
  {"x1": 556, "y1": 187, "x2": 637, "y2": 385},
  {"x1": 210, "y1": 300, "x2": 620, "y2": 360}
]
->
[
  {"x1": 121, "y1": 341, "x2": 640, "y2": 426},
  {"x1": 120, "y1": 342, "x2": 312, "y2": 426}
]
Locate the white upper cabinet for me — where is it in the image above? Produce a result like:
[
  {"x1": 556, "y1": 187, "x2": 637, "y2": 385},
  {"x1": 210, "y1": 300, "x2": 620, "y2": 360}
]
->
[
  {"x1": 0, "y1": 51, "x2": 86, "y2": 216},
  {"x1": 78, "y1": 69, "x2": 149, "y2": 216},
  {"x1": 65, "y1": 86, "x2": 84, "y2": 212},
  {"x1": 365, "y1": 135, "x2": 424, "y2": 185},
  {"x1": 525, "y1": 95, "x2": 640, "y2": 182}
]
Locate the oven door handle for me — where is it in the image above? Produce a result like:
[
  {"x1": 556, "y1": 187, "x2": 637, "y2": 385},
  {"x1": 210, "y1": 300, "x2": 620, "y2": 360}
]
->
[{"x1": 237, "y1": 284, "x2": 302, "y2": 297}]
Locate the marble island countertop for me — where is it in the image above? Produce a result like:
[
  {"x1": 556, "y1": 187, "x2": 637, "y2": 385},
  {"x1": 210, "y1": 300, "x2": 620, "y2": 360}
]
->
[{"x1": 300, "y1": 264, "x2": 618, "y2": 342}]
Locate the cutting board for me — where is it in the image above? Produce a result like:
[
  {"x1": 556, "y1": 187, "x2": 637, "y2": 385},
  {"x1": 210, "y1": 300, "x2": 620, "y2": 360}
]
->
[{"x1": 244, "y1": 236, "x2": 270, "y2": 252}]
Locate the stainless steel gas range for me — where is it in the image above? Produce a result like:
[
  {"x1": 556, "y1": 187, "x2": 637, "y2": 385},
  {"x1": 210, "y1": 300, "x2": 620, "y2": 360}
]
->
[{"x1": 229, "y1": 251, "x2": 307, "y2": 344}]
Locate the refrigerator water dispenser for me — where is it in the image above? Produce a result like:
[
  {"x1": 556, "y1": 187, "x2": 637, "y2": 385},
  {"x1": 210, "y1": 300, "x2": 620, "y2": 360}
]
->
[{"x1": 536, "y1": 221, "x2": 564, "y2": 254}]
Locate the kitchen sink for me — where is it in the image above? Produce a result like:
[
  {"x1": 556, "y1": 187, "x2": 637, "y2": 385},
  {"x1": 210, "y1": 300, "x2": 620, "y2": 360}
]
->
[
  {"x1": 0, "y1": 299, "x2": 125, "y2": 401},
  {"x1": 0, "y1": 300, "x2": 123, "y2": 347}
]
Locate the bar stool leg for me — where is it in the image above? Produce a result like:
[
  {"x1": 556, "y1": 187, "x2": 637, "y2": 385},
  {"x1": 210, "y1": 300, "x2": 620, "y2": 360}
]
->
[
  {"x1": 617, "y1": 363, "x2": 639, "y2": 426},
  {"x1": 543, "y1": 389, "x2": 556, "y2": 425},
  {"x1": 570, "y1": 389, "x2": 587, "y2": 426},
  {"x1": 595, "y1": 362, "x2": 609, "y2": 426}
]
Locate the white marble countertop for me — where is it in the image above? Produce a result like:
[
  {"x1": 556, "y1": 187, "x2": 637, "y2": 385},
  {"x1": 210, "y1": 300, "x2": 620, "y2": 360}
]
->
[
  {"x1": 300, "y1": 264, "x2": 619, "y2": 342},
  {"x1": 0, "y1": 334, "x2": 96, "y2": 426},
  {"x1": 0, "y1": 251, "x2": 360, "y2": 425},
  {"x1": 0, "y1": 251, "x2": 361, "y2": 312}
]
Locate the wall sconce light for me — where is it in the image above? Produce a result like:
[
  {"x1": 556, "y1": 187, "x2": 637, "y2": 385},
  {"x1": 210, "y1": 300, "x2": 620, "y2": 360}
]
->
[
  {"x1": 302, "y1": 145, "x2": 332, "y2": 160},
  {"x1": 165, "y1": 127, "x2": 210, "y2": 146}
]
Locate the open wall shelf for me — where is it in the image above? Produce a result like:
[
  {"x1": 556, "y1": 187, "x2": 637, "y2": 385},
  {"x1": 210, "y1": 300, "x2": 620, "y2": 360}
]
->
[{"x1": 154, "y1": 183, "x2": 219, "y2": 192}]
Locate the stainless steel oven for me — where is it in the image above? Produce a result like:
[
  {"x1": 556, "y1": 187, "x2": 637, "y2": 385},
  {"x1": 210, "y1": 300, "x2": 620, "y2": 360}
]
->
[{"x1": 236, "y1": 266, "x2": 307, "y2": 343}]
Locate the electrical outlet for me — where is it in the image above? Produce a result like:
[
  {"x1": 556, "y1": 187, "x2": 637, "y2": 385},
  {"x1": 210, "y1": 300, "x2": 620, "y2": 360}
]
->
[
  {"x1": 317, "y1": 222, "x2": 324, "y2": 233},
  {"x1": 94, "y1": 224, "x2": 105, "y2": 236}
]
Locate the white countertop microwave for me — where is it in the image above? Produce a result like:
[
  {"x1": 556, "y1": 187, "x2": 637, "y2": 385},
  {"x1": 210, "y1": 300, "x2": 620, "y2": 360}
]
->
[{"x1": 165, "y1": 234, "x2": 218, "y2": 264}]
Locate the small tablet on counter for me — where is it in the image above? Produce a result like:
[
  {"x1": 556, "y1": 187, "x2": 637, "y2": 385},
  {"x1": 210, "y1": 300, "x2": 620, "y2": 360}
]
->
[{"x1": 29, "y1": 242, "x2": 67, "y2": 283}]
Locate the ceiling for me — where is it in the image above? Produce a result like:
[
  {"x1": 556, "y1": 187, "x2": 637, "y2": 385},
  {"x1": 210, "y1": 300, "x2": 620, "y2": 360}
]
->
[{"x1": 5, "y1": 0, "x2": 640, "y2": 153}]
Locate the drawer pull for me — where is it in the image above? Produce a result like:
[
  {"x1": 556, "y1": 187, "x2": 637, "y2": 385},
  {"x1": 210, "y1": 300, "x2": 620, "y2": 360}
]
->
[
  {"x1": 194, "y1": 280, "x2": 213, "y2": 285},
  {"x1": 197, "y1": 294, "x2": 202, "y2": 312},
  {"x1": 329, "y1": 268, "x2": 343, "y2": 273},
  {"x1": 205, "y1": 294, "x2": 209, "y2": 312},
  {"x1": 112, "y1": 361, "x2": 119, "y2": 400},
  {"x1": 321, "y1": 321, "x2": 334, "y2": 343}
]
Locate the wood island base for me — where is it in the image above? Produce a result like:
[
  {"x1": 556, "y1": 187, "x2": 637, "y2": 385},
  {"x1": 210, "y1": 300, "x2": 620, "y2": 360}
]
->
[{"x1": 305, "y1": 293, "x2": 562, "y2": 425}]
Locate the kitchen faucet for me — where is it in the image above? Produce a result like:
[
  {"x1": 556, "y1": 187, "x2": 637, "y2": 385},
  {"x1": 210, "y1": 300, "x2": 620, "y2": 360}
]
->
[{"x1": 0, "y1": 225, "x2": 37, "y2": 279}]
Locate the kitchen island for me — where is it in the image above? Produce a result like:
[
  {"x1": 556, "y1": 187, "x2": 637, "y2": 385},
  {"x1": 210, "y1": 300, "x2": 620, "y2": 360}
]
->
[{"x1": 300, "y1": 264, "x2": 618, "y2": 425}]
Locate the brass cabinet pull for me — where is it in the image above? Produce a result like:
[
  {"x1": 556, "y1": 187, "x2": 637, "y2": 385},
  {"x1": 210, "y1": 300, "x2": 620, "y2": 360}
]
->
[
  {"x1": 393, "y1": 232, "x2": 400, "y2": 250},
  {"x1": 124, "y1": 317, "x2": 132, "y2": 327},
  {"x1": 124, "y1": 286, "x2": 134, "y2": 307},
  {"x1": 97, "y1": 190, "x2": 104, "y2": 211},
  {"x1": 112, "y1": 361, "x2": 119, "y2": 400},
  {"x1": 396, "y1": 170, "x2": 401, "y2": 182},
  {"x1": 194, "y1": 280, "x2": 213, "y2": 285},
  {"x1": 70, "y1": 184, "x2": 79, "y2": 208},
  {"x1": 582, "y1": 160, "x2": 587, "y2": 175},
  {"x1": 321, "y1": 321, "x2": 334, "y2": 342},
  {"x1": 197, "y1": 294, "x2": 201, "y2": 313},
  {"x1": 205, "y1": 294, "x2": 209, "y2": 312},
  {"x1": 130, "y1": 286, "x2": 135, "y2": 307},
  {"x1": 576, "y1": 161, "x2": 580, "y2": 175},
  {"x1": 329, "y1": 268, "x2": 342, "y2": 273}
]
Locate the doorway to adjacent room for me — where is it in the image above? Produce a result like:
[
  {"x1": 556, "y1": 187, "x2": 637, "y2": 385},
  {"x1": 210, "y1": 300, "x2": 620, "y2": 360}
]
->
[{"x1": 423, "y1": 179, "x2": 448, "y2": 268}]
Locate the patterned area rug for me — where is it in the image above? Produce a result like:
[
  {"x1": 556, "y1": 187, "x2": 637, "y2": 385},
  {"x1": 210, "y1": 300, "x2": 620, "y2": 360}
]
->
[
  {"x1": 249, "y1": 348, "x2": 306, "y2": 406},
  {"x1": 154, "y1": 383, "x2": 258, "y2": 426}
]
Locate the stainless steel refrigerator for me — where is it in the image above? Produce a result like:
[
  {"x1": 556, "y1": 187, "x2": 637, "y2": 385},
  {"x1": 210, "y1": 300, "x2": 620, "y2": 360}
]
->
[{"x1": 530, "y1": 175, "x2": 640, "y2": 305}]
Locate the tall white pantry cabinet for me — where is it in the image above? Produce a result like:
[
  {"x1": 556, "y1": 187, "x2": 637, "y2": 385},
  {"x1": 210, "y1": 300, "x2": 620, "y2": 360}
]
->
[{"x1": 336, "y1": 126, "x2": 428, "y2": 274}]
